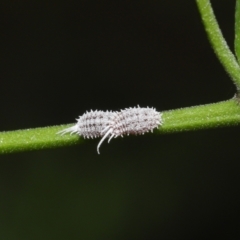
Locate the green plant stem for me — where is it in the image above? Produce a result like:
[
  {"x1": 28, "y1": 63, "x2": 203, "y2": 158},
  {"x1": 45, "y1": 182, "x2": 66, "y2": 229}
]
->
[
  {"x1": 0, "y1": 125, "x2": 82, "y2": 155},
  {"x1": 235, "y1": 0, "x2": 240, "y2": 63},
  {"x1": 196, "y1": 0, "x2": 240, "y2": 91},
  {"x1": 0, "y1": 99, "x2": 239, "y2": 155},
  {"x1": 161, "y1": 99, "x2": 240, "y2": 133}
]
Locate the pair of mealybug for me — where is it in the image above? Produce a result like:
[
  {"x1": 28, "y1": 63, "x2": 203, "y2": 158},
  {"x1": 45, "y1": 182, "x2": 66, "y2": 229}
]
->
[{"x1": 58, "y1": 106, "x2": 162, "y2": 154}]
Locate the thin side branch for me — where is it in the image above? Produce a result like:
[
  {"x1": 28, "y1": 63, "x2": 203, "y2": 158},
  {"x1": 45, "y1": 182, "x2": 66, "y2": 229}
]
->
[{"x1": 196, "y1": 0, "x2": 240, "y2": 91}]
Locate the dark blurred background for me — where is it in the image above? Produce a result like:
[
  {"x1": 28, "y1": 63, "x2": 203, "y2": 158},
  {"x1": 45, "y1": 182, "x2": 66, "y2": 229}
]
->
[{"x1": 0, "y1": 0, "x2": 240, "y2": 239}]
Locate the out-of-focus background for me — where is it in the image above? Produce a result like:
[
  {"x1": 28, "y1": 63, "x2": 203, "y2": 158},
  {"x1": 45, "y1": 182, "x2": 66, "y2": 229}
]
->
[{"x1": 0, "y1": 0, "x2": 240, "y2": 239}]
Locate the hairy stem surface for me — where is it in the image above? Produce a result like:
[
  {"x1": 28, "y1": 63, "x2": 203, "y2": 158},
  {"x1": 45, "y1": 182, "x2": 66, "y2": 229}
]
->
[{"x1": 0, "y1": 100, "x2": 239, "y2": 155}]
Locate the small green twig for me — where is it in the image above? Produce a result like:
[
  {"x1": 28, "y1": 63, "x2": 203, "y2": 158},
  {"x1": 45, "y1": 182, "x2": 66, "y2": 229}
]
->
[
  {"x1": 161, "y1": 99, "x2": 240, "y2": 133},
  {"x1": 235, "y1": 0, "x2": 240, "y2": 63},
  {"x1": 0, "y1": 125, "x2": 83, "y2": 155},
  {"x1": 196, "y1": 0, "x2": 240, "y2": 91},
  {"x1": 0, "y1": 99, "x2": 239, "y2": 155}
]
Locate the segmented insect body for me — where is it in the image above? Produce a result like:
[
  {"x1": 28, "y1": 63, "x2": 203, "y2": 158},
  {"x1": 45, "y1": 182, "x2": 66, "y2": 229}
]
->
[
  {"x1": 97, "y1": 107, "x2": 161, "y2": 153},
  {"x1": 58, "y1": 106, "x2": 162, "y2": 154},
  {"x1": 58, "y1": 110, "x2": 117, "y2": 138}
]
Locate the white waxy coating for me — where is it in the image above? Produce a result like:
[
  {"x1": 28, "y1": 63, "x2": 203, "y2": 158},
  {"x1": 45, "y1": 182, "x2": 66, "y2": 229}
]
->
[
  {"x1": 58, "y1": 106, "x2": 162, "y2": 154},
  {"x1": 97, "y1": 106, "x2": 162, "y2": 153}
]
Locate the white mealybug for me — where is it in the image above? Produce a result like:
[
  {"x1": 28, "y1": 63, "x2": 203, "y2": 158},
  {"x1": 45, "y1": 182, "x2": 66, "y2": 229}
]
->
[
  {"x1": 58, "y1": 110, "x2": 117, "y2": 138},
  {"x1": 97, "y1": 106, "x2": 162, "y2": 153},
  {"x1": 58, "y1": 106, "x2": 162, "y2": 154}
]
